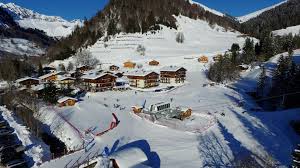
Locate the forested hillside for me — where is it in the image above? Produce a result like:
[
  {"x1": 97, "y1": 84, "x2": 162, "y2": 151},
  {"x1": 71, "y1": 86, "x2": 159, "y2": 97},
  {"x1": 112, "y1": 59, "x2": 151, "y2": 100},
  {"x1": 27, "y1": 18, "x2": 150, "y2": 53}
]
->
[{"x1": 241, "y1": 0, "x2": 300, "y2": 37}]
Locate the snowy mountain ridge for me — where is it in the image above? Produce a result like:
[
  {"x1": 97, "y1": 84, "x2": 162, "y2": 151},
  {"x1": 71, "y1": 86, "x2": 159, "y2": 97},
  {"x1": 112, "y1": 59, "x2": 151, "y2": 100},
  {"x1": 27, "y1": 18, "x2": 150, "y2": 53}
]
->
[
  {"x1": 237, "y1": 0, "x2": 288, "y2": 23},
  {"x1": 0, "y1": 2, "x2": 82, "y2": 37},
  {"x1": 188, "y1": 0, "x2": 224, "y2": 17}
]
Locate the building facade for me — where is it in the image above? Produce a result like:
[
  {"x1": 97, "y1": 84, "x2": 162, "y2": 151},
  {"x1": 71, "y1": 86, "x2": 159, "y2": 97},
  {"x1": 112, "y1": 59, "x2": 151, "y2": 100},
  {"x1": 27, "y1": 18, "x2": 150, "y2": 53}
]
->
[
  {"x1": 126, "y1": 71, "x2": 159, "y2": 88},
  {"x1": 81, "y1": 73, "x2": 117, "y2": 92},
  {"x1": 160, "y1": 66, "x2": 187, "y2": 84}
]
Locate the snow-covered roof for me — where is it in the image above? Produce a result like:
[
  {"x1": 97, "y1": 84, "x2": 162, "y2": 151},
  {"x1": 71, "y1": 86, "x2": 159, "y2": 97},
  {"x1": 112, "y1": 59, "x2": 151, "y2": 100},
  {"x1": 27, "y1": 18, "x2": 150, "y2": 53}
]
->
[
  {"x1": 57, "y1": 97, "x2": 77, "y2": 104},
  {"x1": 125, "y1": 71, "x2": 158, "y2": 77},
  {"x1": 57, "y1": 76, "x2": 75, "y2": 81},
  {"x1": 111, "y1": 148, "x2": 149, "y2": 168},
  {"x1": 81, "y1": 73, "x2": 116, "y2": 80},
  {"x1": 39, "y1": 72, "x2": 58, "y2": 80},
  {"x1": 16, "y1": 77, "x2": 39, "y2": 83},
  {"x1": 160, "y1": 66, "x2": 186, "y2": 72}
]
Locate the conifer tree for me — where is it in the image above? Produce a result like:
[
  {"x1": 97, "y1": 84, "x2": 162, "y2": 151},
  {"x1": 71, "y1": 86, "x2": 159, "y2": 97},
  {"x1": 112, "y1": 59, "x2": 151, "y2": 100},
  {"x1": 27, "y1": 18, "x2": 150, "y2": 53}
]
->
[{"x1": 257, "y1": 66, "x2": 267, "y2": 97}]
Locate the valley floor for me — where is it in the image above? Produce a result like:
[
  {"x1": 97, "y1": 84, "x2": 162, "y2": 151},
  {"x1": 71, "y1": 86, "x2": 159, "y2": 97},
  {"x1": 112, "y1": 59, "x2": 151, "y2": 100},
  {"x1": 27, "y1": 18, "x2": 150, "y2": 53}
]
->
[{"x1": 38, "y1": 64, "x2": 300, "y2": 167}]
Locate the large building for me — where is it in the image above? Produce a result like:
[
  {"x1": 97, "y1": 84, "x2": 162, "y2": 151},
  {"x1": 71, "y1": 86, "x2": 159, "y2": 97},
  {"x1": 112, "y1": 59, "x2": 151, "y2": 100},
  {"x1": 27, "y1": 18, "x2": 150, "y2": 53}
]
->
[
  {"x1": 126, "y1": 71, "x2": 159, "y2": 89},
  {"x1": 81, "y1": 73, "x2": 117, "y2": 92},
  {"x1": 39, "y1": 72, "x2": 58, "y2": 83},
  {"x1": 16, "y1": 77, "x2": 40, "y2": 88},
  {"x1": 160, "y1": 66, "x2": 187, "y2": 84}
]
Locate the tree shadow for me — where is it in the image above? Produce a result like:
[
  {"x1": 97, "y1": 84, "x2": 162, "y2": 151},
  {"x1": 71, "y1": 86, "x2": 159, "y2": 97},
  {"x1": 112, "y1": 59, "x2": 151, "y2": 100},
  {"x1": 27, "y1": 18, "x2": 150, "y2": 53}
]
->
[
  {"x1": 104, "y1": 139, "x2": 160, "y2": 168},
  {"x1": 197, "y1": 131, "x2": 232, "y2": 168}
]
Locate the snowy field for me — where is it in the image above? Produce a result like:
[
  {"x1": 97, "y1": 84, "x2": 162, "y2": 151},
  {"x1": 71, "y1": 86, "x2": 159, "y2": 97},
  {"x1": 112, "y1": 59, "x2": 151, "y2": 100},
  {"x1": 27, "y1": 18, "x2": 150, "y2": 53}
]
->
[{"x1": 273, "y1": 25, "x2": 300, "y2": 36}]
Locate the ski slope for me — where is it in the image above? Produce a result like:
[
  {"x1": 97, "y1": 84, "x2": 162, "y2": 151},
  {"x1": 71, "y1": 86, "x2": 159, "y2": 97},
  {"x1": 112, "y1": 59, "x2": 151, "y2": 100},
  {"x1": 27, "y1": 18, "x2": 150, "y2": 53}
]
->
[
  {"x1": 273, "y1": 25, "x2": 300, "y2": 36},
  {"x1": 51, "y1": 15, "x2": 251, "y2": 69},
  {"x1": 237, "y1": 0, "x2": 287, "y2": 23}
]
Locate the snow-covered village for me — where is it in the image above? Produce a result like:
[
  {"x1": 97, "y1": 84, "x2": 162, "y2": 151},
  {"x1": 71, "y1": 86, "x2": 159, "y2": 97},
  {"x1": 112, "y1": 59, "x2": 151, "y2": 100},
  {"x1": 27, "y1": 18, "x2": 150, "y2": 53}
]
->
[{"x1": 0, "y1": 0, "x2": 300, "y2": 167}]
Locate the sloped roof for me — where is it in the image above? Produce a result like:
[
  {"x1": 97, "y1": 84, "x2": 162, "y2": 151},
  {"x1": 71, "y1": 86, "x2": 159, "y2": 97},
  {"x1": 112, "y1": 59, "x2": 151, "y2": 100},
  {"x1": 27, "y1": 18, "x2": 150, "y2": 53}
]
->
[
  {"x1": 81, "y1": 73, "x2": 116, "y2": 80},
  {"x1": 57, "y1": 97, "x2": 77, "y2": 104},
  {"x1": 125, "y1": 71, "x2": 158, "y2": 77},
  {"x1": 16, "y1": 77, "x2": 39, "y2": 83},
  {"x1": 160, "y1": 66, "x2": 186, "y2": 72},
  {"x1": 39, "y1": 72, "x2": 58, "y2": 80}
]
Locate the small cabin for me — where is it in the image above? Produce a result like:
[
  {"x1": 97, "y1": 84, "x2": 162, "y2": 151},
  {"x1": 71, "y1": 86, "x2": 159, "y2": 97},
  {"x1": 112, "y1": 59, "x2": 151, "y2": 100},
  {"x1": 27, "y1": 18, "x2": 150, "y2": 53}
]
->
[
  {"x1": 132, "y1": 106, "x2": 143, "y2": 113},
  {"x1": 198, "y1": 56, "x2": 208, "y2": 63},
  {"x1": 178, "y1": 108, "x2": 192, "y2": 120},
  {"x1": 123, "y1": 61, "x2": 136, "y2": 69},
  {"x1": 58, "y1": 97, "x2": 77, "y2": 107},
  {"x1": 109, "y1": 65, "x2": 120, "y2": 71},
  {"x1": 149, "y1": 60, "x2": 160, "y2": 66}
]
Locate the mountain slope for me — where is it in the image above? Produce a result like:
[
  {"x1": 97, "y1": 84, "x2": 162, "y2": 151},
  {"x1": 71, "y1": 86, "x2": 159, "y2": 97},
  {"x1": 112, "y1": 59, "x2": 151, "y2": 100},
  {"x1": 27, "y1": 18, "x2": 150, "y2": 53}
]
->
[
  {"x1": 237, "y1": 0, "x2": 288, "y2": 23},
  {"x1": 0, "y1": 6, "x2": 54, "y2": 57},
  {"x1": 240, "y1": 0, "x2": 300, "y2": 37},
  {"x1": 47, "y1": 0, "x2": 240, "y2": 61},
  {"x1": 0, "y1": 3, "x2": 82, "y2": 38}
]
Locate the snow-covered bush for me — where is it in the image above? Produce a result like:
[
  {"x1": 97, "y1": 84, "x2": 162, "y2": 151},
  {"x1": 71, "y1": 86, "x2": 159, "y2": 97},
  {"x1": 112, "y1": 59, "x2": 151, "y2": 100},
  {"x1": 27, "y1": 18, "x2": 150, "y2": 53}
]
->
[{"x1": 136, "y1": 44, "x2": 146, "y2": 56}]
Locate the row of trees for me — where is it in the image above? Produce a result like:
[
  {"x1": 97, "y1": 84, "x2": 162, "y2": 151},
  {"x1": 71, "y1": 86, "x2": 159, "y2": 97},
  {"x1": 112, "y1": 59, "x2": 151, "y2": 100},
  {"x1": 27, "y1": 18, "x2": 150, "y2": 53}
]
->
[{"x1": 208, "y1": 31, "x2": 300, "y2": 83}]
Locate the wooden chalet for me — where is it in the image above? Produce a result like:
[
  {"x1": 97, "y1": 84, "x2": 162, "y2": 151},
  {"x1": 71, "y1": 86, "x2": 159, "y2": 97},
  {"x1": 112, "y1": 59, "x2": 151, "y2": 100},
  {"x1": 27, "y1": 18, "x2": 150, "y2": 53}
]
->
[
  {"x1": 149, "y1": 60, "x2": 160, "y2": 66},
  {"x1": 126, "y1": 71, "x2": 159, "y2": 88},
  {"x1": 57, "y1": 77, "x2": 75, "y2": 88},
  {"x1": 58, "y1": 97, "x2": 77, "y2": 107},
  {"x1": 76, "y1": 65, "x2": 93, "y2": 73},
  {"x1": 198, "y1": 56, "x2": 208, "y2": 63},
  {"x1": 123, "y1": 61, "x2": 136, "y2": 69},
  {"x1": 109, "y1": 65, "x2": 120, "y2": 71},
  {"x1": 16, "y1": 77, "x2": 40, "y2": 88},
  {"x1": 160, "y1": 66, "x2": 187, "y2": 84},
  {"x1": 39, "y1": 72, "x2": 58, "y2": 83},
  {"x1": 81, "y1": 73, "x2": 117, "y2": 92}
]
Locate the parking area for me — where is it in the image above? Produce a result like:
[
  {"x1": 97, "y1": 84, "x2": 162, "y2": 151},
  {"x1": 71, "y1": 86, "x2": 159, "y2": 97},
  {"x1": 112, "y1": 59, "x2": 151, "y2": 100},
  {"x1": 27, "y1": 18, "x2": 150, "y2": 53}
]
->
[{"x1": 0, "y1": 114, "x2": 28, "y2": 168}]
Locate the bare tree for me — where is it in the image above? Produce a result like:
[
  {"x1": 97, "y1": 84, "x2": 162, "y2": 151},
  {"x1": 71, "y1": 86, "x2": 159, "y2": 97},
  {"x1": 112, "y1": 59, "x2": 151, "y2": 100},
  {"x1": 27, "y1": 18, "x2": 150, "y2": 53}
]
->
[
  {"x1": 176, "y1": 32, "x2": 185, "y2": 43},
  {"x1": 67, "y1": 62, "x2": 74, "y2": 71},
  {"x1": 75, "y1": 49, "x2": 99, "y2": 68},
  {"x1": 136, "y1": 44, "x2": 146, "y2": 56}
]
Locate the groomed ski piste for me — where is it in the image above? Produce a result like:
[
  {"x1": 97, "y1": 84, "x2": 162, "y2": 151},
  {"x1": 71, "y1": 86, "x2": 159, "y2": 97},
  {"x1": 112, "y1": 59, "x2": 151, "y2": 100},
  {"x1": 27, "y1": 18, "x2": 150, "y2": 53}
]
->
[{"x1": 4, "y1": 15, "x2": 300, "y2": 167}]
